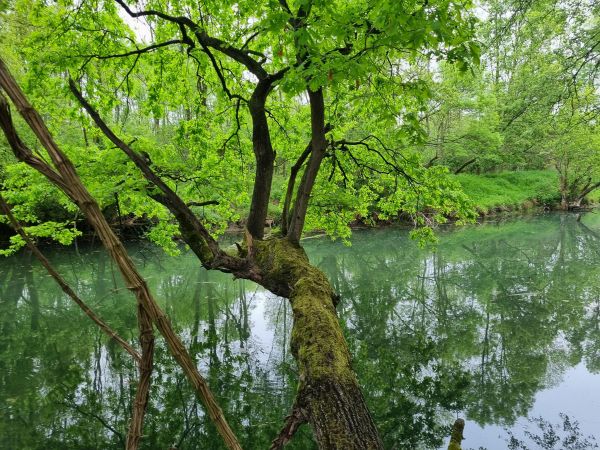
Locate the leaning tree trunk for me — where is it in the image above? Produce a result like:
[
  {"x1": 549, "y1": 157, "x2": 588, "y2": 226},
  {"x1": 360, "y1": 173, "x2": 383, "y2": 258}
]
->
[{"x1": 254, "y1": 237, "x2": 383, "y2": 449}]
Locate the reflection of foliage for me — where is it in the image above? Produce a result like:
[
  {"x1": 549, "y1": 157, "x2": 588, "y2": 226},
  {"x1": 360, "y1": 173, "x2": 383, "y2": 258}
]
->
[
  {"x1": 2, "y1": 215, "x2": 600, "y2": 448},
  {"x1": 507, "y1": 414, "x2": 598, "y2": 450}
]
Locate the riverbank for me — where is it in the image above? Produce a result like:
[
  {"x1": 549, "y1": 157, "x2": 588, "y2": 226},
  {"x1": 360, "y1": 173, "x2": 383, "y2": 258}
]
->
[
  {"x1": 0, "y1": 170, "x2": 589, "y2": 247},
  {"x1": 454, "y1": 170, "x2": 561, "y2": 215}
]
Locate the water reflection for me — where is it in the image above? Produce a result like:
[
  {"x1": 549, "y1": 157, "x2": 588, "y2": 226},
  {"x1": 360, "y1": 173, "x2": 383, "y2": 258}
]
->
[{"x1": 1, "y1": 213, "x2": 599, "y2": 449}]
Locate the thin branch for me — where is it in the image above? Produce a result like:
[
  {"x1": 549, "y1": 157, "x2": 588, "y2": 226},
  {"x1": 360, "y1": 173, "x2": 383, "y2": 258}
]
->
[
  {"x1": 281, "y1": 141, "x2": 312, "y2": 236},
  {"x1": 199, "y1": 42, "x2": 246, "y2": 102},
  {"x1": 454, "y1": 158, "x2": 477, "y2": 174},
  {"x1": 80, "y1": 39, "x2": 185, "y2": 60},
  {"x1": 59, "y1": 398, "x2": 125, "y2": 445},
  {"x1": 115, "y1": 0, "x2": 268, "y2": 79},
  {"x1": 335, "y1": 138, "x2": 417, "y2": 184},
  {"x1": 187, "y1": 200, "x2": 220, "y2": 207}
]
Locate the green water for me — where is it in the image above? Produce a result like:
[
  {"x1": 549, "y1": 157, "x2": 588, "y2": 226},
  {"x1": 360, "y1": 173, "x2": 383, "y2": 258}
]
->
[{"x1": 1, "y1": 213, "x2": 599, "y2": 450}]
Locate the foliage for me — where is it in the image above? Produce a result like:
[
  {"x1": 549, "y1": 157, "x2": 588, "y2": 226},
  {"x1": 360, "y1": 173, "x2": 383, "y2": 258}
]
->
[
  {"x1": 455, "y1": 170, "x2": 560, "y2": 213},
  {"x1": 0, "y1": 0, "x2": 484, "y2": 252}
]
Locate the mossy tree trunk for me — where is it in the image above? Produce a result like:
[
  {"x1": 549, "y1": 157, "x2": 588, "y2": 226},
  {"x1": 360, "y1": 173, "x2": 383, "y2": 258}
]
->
[{"x1": 254, "y1": 238, "x2": 383, "y2": 449}]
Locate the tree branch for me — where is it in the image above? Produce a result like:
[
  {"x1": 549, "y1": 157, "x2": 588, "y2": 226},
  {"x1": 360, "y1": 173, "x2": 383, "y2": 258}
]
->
[
  {"x1": 454, "y1": 158, "x2": 477, "y2": 174},
  {"x1": 0, "y1": 93, "x2": 74, "y2": 197},
  {"x1": 68, "y1": 78, "x2": 247, "y2": 273},
  {"x1": 269, "y1": 402, "x2": 308, "y2": 450},
  {"x1": 287, "y1": 88, "x2": 327, "y2": 243},
  {"x1": 281, "y1": 123, "x2": 332, "y2": 235},
  {"x1": 245, "y1": 73, "x2": 287, "y2": 239},
  {"x1": 81, "y1": 39, "x2": 186, "y2": 60},
  {"x1": 187, "y1": 200, "x2": 220, "y2": 207},
  {"x1": 115, "y1": 0, "x2": 268, "y2": 79}
]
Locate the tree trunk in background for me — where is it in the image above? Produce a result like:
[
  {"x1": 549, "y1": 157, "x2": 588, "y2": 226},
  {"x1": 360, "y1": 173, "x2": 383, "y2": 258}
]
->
[{"x1": 559, "y1": 174, "x2": 569, "y2": 210}]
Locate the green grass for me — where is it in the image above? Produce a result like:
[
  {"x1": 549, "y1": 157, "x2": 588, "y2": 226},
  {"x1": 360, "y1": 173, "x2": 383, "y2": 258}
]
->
[{"x1": 454, "y1": 170, "x2": 560, "y2": 213}]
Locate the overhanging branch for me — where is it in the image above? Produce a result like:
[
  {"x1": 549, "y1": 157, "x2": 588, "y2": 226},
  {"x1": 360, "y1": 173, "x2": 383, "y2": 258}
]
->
[{"x1": 68, "y1": 78, "x2": 247, "y2": 272}]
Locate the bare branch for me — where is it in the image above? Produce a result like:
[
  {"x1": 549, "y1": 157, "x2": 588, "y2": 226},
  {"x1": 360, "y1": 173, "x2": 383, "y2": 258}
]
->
[
  {"x1": 454, "y1": 157, "x2": 477, "y2": 174},
  {"x1": 81, "y1": 39, "x2": 186, "y2": 60},
  {"x1": 269, "y1": 402, "x2": 307, "y2": 450},
  {"x1": 199, "y1": 42, "x2": 246, "y2": 102}
]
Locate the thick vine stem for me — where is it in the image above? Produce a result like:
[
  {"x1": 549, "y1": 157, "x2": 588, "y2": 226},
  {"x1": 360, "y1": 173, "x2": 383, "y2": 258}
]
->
[
  {"x1": 0, "y1": 57, "x2": 242, "y2": 450},
  {"x1": 125, "y1": 304, "x2": 155, "y2": 450}
]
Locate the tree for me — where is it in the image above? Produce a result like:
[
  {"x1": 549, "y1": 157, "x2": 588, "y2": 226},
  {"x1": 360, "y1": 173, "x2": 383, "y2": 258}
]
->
[{"x1": 0, "y1": 0, "x2": 479, "y2": 448}]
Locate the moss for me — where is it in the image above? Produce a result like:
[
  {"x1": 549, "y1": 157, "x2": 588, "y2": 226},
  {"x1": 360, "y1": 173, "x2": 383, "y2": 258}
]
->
[
  {"x1": 447, "y1": 418, "x2": 465, "y2": 450},
  {"x1": 252, "y1": 237, "x2": 355, "y2": 384},
  {"x1": 252, "y1": 236, "x2": 382, "y2": 448}
]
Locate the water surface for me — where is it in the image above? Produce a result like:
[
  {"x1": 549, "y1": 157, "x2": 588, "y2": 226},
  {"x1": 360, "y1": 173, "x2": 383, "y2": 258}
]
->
[{"x1": 1, "y1": 213, "x2": 599, "y2": 449}]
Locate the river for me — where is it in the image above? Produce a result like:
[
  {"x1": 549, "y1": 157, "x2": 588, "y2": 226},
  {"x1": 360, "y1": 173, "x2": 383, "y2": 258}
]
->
[{"x1": 1, "y1": 213, "x2": 599, "y2": 449}]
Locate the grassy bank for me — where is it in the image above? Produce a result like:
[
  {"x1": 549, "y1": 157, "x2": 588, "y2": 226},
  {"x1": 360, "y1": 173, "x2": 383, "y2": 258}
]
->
[{"x1": 454, "y1": 170, "x2": 561, "y2": 214}]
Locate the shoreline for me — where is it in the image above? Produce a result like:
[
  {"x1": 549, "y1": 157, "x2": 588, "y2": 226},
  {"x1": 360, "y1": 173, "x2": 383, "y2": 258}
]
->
[{"x1": 3, "y1": 202, "x2": 594, "y2": 252}]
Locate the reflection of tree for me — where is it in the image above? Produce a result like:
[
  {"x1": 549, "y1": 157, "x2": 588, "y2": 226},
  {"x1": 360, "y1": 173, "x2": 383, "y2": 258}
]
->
[
  {"x1": 507, "y1": 413, "x2": 598, "y2": 450},
  {"x1": 302, "y1": 217, "x2": 600, "y2": 446},
  {"x1": 1, "y1": 215, "x2": 600, "y2": 448}
]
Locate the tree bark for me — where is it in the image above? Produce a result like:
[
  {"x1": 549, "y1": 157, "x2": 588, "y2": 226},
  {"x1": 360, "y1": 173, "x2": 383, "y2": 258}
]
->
[
  {"x1": 447, "y1": 418, "x2": 465, "y2": 450},
  {"x1": 287, "y1": 89, "x2": 328, "y2": 243},
  {"x1": 253, "y1": 237, "x2": 383, "y2": 449},
  {"x1": 247, "y1": 81, "x2": 276, "y2": 239}
]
